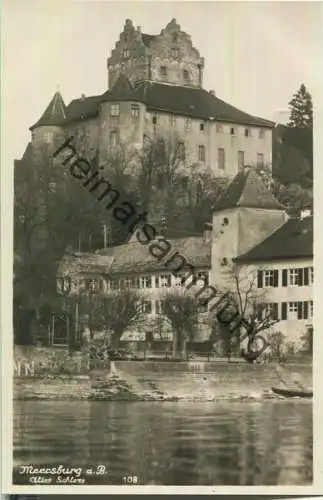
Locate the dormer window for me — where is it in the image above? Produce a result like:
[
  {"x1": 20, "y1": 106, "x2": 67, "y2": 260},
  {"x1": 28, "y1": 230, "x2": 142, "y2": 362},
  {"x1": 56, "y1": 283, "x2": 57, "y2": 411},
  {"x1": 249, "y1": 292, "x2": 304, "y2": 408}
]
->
[
  {"x1": 110, "y1": 104, "x2": 120, "y2": 117},
  {"x1": 123, "y1": 48, "x2": 130, "y2": 59},
  {"x1": 160, "y1": 66, "x2": 167, "y2": 78},
  {"x1": 171, "y1": 48, "x2": 179, "y2": 58},
  {"x1": 183, "y1": 69, "x2": 189, "y2": 82}
]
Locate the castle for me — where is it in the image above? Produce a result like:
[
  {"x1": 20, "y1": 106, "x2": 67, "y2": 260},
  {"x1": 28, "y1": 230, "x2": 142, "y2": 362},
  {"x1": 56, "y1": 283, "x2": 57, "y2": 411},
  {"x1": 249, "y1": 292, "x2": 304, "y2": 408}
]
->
[
  {"x1": 28, "y1": 18, "x2": 273, "y2": 178},
  {"x1": 17, "y1": 19, "x2": 313, "y2": 351}
]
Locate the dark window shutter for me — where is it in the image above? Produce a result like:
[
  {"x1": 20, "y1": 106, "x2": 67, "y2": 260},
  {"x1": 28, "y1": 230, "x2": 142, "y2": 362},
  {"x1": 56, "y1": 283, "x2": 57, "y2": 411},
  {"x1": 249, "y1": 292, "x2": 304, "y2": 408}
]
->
[
  {"x1": 304, "y1": 267, "x2": 309, "y2": 286},
  {"x1": 298, "y1": 268, "x2": 304, "y2": 286},
  {"x1": 273, "y1": 270, "x2": 279, "y2": 287},
  {"x1": 281, "y1": 302, "x2": 287, "y2": 320},
  {"x1": 303, "y1": 301, "x2": 309, "y2": 320},
  {"x1": 257, "y1": 270, "x2": 263, "y2": 288},
  {"x1": 297, "y1": 301, "x2": 303, "y2": 319},
  {"x1": 273, "y1": 303, "x2": 279, "y2": 320},
  {"x1": 282, "y1": 269, "x2": 287, "y2": 287},
  {"x1": 257, "y1": 304, "x2": 263, "y2": 321}
]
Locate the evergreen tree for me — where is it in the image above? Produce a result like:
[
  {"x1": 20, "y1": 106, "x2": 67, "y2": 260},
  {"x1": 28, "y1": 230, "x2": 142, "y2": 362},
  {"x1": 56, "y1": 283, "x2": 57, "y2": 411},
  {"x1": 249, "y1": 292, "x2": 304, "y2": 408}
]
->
[{"x1": 287, "y1": 84, "x2": 313, "y2": 128}]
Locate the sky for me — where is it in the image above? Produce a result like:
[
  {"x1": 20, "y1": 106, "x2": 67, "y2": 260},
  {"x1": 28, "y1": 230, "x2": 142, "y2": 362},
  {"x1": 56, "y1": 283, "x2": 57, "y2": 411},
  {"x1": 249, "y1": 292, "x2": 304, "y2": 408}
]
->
[{"x1": 2, "y1": 0, "x2": 322, "y2": 165}]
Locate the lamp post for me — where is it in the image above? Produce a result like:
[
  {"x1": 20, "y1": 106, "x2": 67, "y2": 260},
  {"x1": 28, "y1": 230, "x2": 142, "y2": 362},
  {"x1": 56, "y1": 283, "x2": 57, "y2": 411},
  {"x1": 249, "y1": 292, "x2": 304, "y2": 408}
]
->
[{"x1": 88, "y1": 279, "x2": 97, "y2": 340}]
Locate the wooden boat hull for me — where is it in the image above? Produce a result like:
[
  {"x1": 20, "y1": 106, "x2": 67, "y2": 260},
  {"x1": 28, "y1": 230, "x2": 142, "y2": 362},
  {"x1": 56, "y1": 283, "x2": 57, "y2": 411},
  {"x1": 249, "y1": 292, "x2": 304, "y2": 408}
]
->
[{"x1": 272, "y1": 387, "x2": 313, "y2": 398}]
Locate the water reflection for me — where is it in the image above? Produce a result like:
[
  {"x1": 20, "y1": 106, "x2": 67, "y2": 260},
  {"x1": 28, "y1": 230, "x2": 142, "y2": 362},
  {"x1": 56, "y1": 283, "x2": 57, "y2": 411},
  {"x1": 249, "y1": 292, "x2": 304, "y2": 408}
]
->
[{"x1": 13, "y1": 400, "x2": 312, "y2": 485}]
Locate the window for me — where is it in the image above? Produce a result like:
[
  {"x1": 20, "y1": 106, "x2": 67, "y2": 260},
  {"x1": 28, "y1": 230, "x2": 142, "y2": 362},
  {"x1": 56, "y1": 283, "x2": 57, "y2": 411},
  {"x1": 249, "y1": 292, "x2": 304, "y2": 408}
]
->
[
  {"x1": 185, "y1": 118, "x2": 191, "y2": 131},
  {"x1": 288, "y1": 302, "x2": 298, "y2": 320},
  {"x1": 152, "y1": 113, "x2": 158, "y2": 125},
  {"x1": 218, "y1": 148, "x2": 225, "y2": 170},
  {"x1": 257, "y1": 153, "x2": 264, "y2": 167},
  {"x1": 171, "y1": 48, "x2": 179, "y2": 58},
  {"x1": 198, "y1": 145, "x2": 205, "y2": 162},
  {"x1": 160, "y1": 66, "x2": 167, "y2": 78},
  {"x1": 216, "y1": 123, "x2": 223, "y2": 133},
  {"x1": 260, "y1": 303, "x2": 279, "y2": 320},
  {"x1": 131, "y1": 104, "x2": 140, "y2": 118},
  {"x1": 123, "y1": 48, "x2": 130, "y2": 59},
  {"x1": 245, "y1": 128, "x2": 251, "y2": 137},
  {"x1": 183, "y1": 69, "x2": 189, "y2": 82},
  {"x1": 259, "y1": 129, "x2": 265, "y2": 139},
  {"x1": 140, "y1": 275, "x2": 152, "y2": 289},
  {"x1": 282, "y1": 268, "x2": 309, "y2": 287},
  {"x1": 43, "y1": 132, "x2": 53, "y2": 143},
  {"x1": 200, "y1": 122, "x2": 205, "y2": 132},
  {"x1": 289, "y1": 268, "x2": 300, "y2": 286},
  {"x1": 157, "y1": 274, "x2": 172, "y2": 288},
  {"x1": 172, "y1": 32, "x2": 178, "y2": 43},
  {"x1": 110, "y1": 130, "x2": 120, "y2": 147},
  {"x1": 110, "y1": 104, "x2": 120, "y2": 117},
  {"x1": 124, "y1": 277, "x2": 134, "y2": 289},
  {"x1": 258, "y1": 269, "x2": 279, "y2": 288},
  {"x1": 140, "y1": 300, "x2": 152, "y2": 314},
  {"x1": 177, "y1": 141, "x2": 185, "y2": 160},
  {"x1": 310, "y1": 267, "x2": 314, "y2": 284},
  {"x1": 84, "y1": 278, "x2": 98, "y2": 292},
  {"x1": 238, "y1": 150, "x2": 244, "y2": 171},
  {"x1": 230, "y1": 127, "x2": 235, "y2": 136},
  {"x1": 169, "y1": 114, "x2": 176, "y2": 127},
  {"x1": 174, "y1": 274, "x2": 185, "y2": 286}
]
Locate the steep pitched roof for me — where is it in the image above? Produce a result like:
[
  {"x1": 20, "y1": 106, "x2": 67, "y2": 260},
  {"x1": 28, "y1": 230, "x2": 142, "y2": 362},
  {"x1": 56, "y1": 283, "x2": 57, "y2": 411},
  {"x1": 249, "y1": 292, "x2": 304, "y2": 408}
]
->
[
  {"x1": 30, "y1": 92, "x2": 67, "y2": 130},
  {"x1": 141, "y1": 33, "x2": 157, "y2": 47},
  {"x1": 236, "y1": 216, "x2": 313, "y2": 262},
  {"x1": 65, "y1": 95, "x2": 102, "y2": 122},
  {"x1": 215, "y1": 168, "x2": 284, "y2": 211},
  {"x1": 101, "y1": 74, "x2": 138, "y2": 102}
]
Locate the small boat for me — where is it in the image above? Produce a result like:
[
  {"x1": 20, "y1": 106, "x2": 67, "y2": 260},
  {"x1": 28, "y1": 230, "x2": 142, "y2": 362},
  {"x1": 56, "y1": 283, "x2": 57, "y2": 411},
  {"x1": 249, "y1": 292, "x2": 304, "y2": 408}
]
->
[{"x1": 272, "y1": 386, "x2": 313, "y2": 398}]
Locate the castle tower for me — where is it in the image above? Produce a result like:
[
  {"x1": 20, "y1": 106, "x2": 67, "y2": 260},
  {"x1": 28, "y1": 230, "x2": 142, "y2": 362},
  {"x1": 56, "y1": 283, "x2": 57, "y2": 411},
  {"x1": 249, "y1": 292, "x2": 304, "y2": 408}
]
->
[
  {"x1": 29, "y1": 91, "x2": 66, "y2": 147},
  {"x1": 211, "y1": 168, "x2": 289, "y2": 288},
  {"x1": 107, "y1": 18, "x2": 204, "y2": 89}
]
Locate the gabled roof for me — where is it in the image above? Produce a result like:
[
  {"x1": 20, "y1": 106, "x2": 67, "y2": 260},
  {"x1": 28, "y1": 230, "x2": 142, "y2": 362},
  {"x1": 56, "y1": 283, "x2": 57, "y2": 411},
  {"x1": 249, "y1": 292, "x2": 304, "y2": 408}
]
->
[
  {"x1": 58, "y1": 236, "x2": 211, "y2": 277},
  {"x1": 30, "y1": 92, "x2": 67, "y2": 130},
  {"x1": 236, "y1": 216, "x2": 313, "y2": 262},
  {"x1": 215, "y1": 168, "x2": 284, "y2": 211}
]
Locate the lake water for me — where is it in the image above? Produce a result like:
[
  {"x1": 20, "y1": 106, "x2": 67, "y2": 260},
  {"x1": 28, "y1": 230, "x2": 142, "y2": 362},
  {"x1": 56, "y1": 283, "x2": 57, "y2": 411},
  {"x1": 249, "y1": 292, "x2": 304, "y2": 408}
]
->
[{"x1": 13, "y1": 400, "x2": 312, "y2": 486}]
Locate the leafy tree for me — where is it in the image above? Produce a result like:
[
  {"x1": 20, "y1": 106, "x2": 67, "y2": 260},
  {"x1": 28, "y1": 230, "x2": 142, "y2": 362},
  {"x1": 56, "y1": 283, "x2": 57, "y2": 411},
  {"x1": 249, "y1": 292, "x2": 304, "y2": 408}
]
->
[
  {"x1": 162, "y1": 290, "x2": 198, "y2": 358},
  {"x1": 287, "y1": 84, "x2": 313, "y2": 128}
]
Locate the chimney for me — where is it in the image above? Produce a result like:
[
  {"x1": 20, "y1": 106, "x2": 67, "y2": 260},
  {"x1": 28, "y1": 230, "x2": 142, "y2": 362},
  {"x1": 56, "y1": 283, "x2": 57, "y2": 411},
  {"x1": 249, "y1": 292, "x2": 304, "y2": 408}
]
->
[
  {"x1": 81, "y1": 93, "x2": 86, "y2": 100},
  {"x1": 204, "y1": 222, "x2": 212, "y2": 242},
  {"x1": 137, "y1": 25, "x2": 142, "y2": 33},
  {"x1": 209, "y1": 90, "x2": 215, "y2": 96}
]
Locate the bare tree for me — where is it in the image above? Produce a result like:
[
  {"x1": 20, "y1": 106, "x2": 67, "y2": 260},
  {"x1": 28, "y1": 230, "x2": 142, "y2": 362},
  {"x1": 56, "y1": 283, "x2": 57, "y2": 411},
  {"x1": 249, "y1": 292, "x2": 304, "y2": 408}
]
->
[
  {"x1": 163, "y1": 290, "x2": 199, "y2": 359},
  {"x1": 101, "y1": 289, "x2": 142, "y2": 347},
  {"x1": 210, "y1": 263, "x2": 280, "y2": 361}
]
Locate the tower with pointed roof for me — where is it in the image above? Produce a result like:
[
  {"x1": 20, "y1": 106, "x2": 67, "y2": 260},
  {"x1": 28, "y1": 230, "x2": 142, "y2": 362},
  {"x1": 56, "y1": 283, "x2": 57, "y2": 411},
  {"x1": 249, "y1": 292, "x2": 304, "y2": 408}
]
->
[
  {"x1": 211, "y1": 167, "x2": 289, "y2": 288},
  {"x1": 30, "y1": 91, "x2": 67, "y2": 146}
]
